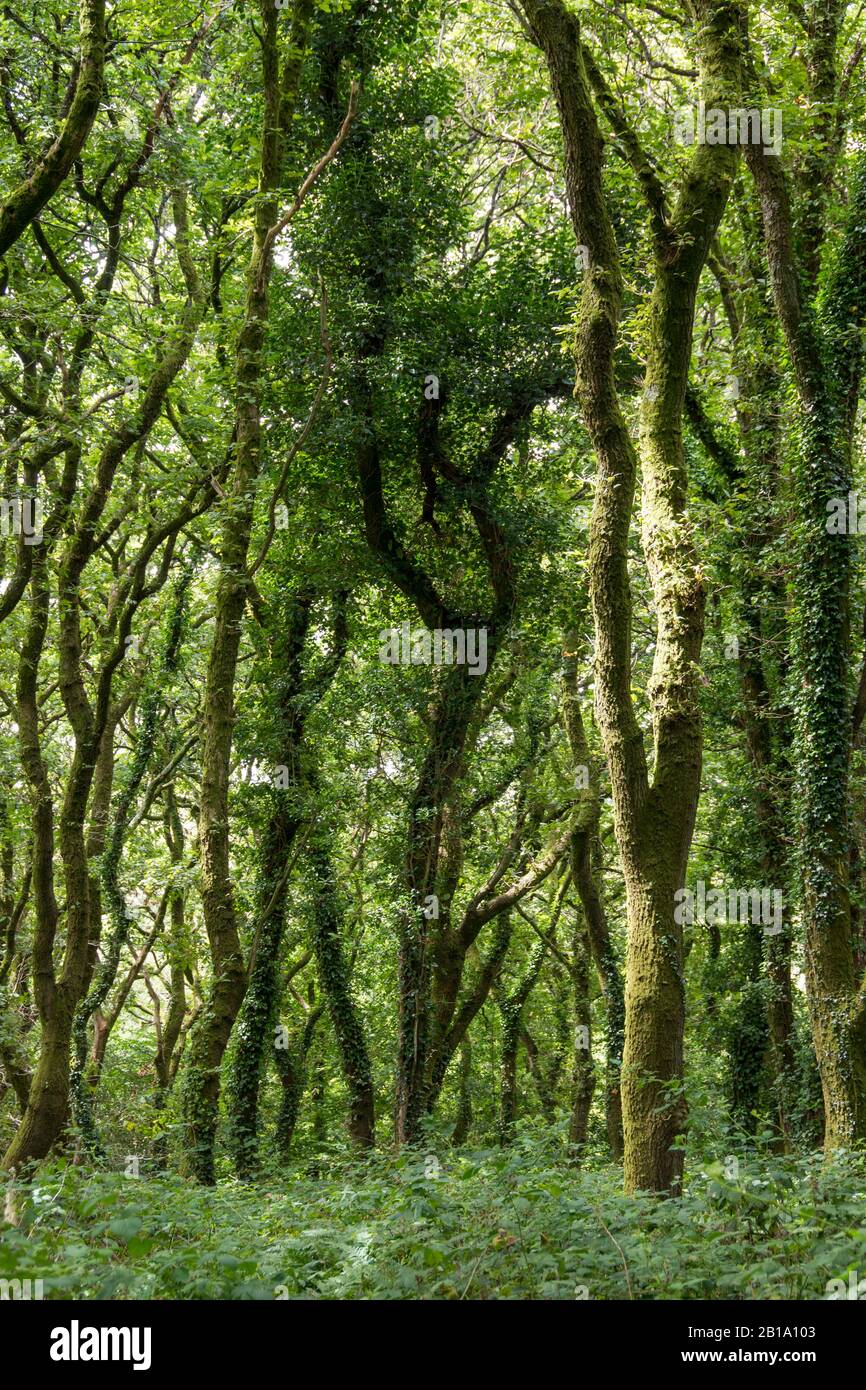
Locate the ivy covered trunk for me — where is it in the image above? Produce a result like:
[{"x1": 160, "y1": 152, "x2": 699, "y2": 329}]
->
[
  {"x1": 180, "y1": 0, "x2": 313, "y2": 1182},
  {"x1": 306, "y1": 834, "x2": 375, "y2": 1147},
  {"x1": 274, "y1": 1041, "x2": 307, "y2": 1160},
  {"x1": 794, "y1": 414, "x2": 866, "y2": 1147},
  {"x1": 744, "y1": 123, "x2": 866, "y2": 1148},
  {"x1": 226, "y1": 803, "x2": 300, "y2": 1178},
  {"x1": 795, "y1": 409, "x2": 866, "y2": 1148}
]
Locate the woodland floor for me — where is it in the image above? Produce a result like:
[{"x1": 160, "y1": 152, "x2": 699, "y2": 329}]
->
[{"x1": 3, "y1": 1130, "x2": 865, "y2": 1300}]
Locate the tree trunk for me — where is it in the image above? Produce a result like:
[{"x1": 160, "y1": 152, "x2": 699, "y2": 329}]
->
[
  {"x1": 396, "y1": 664, "x2": 492, "y2": 1143},
  {"x1": 226, "y1": 805, "x2": 298, "y2": 1177},
  {"x1": 181, "y1": 0, "x2": 313, "y2": 1182},
  {"x1": 569, "y1": 914, "x2": 595, "y2": 1153},
  {"x1": 562, "y1": 627, "x2": 623, "y2": 1158},
  {"x1": 273, "y1": 1000, "x2": 323, "y2": 1162},
  {"x1": 520, "y1": 0, "x2": 744, "y2": 1191},
  {"x1": 3, "y1": 1000, "x2": 74, "y2": 1172},
  {"x1": 744, "y1": 141, "x2": 866, "y2": 1149},
  {"x1": 0, "y1": 0, "x2": 106, "y2": 257},
  {"x1": 451, "y1": 1036, "x2": 473, "y2": 1145},
  {"x1": 307, "y1": 835, "x2": 375, "y2": 1147},
  {"x1": 498, "y1": 935, "x2": 544, "y2": 1144}
]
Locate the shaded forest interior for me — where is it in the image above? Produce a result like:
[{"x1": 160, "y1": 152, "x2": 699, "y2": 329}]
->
[{"x1": 1, "y1": 0, "x2": 866, "y2": 1301}]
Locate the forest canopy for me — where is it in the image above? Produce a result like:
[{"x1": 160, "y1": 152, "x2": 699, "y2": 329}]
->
[{"x1": 1, "y1": 0, "x2": 866, "y2": 1306}]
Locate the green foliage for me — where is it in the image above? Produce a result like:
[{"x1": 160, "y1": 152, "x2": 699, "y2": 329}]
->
[
  {"x1": 5, "y1": 1139, "x2": 866, "y2": 1300},
  {"x1": 1, "y1": 0, "x2": 866, "y2": 1302}
]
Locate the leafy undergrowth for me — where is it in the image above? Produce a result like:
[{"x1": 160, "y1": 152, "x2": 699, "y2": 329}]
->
[{"x1": 3, "y1": 1134, "x2": 866, "y2": 1300}]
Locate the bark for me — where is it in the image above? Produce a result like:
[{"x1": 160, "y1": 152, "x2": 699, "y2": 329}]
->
[
  {"x1": 306, "y1": 833, "x2": 375, "y2": 1147},
  {"x1": 2, "y1": 547, "x2": 62, "y2": 1171},
  {"x1": 519, "y1": 0, "x2": 744, "y2": 1193},
  {"x1": 273, "y1": 991, "x2": 324, "y2": 1161},
  {"x1": 569, "y1": 936, "x2": 595, "y2": 1153},
  {"x1": 744, "y1": 103, "x2": 866, "y2": 1147},
  {"x1": 225, "y1": 595, "x2": 311, "y2": 1177},
  {"x1": 451, "y1": 1036, "x2": 473, "y2": 1145},
  {"x1": 0, "y1": 0, "x2": 106, "y2": 257},
  {"x1": 159, "y1": 788, "x2": 190, "y2": 1088},
  {"x1": 562, "y1": 626, "x2": 623, "y2": 1158},
  {"x1": 181, "y1": 0, "x2": 315, "y2": 1182},
  {"x1": 498, "y1": 933, "x2": 544, "y2": 1143}
]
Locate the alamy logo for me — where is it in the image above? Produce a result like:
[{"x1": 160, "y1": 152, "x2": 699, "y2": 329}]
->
[
  {"x1": 0, "y1": 1277, "x2": 43, "y2": 1299},
  {"x1": 826, "y1": 492, "x2": 866, "y2": 534},
  {"x1": 674, "y1": 101, "x2": 782, "y2": 156},
  {"x1": 674, "y1": 881, "x2": 783, "y2": 935},
  {"x1": 378, "y1": 622, "x2": 488, "y2": 675},
  {"x1": 826, "y1": 1270, "x2": 866, "y2": 1299},
  {"x1": 0, "y1": 496, "x2": 42, "y2": 545},
  {"x1": 50, "y1": 1320, "x2": 152, "y2": 1371}
]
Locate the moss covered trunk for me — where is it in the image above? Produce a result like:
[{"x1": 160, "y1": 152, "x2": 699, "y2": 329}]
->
[
  {"x1": 3, "y1": 1001, "x2": 73, "y2": 1171},
  {"x1": 569, "y1": 909, "x2": 595, "y2": 1153},
  {"x1": 562, "y1": 628, "x2": 623, "y2": 1157},
  {"x1": 520, "y1": 0, "x2": 742, "y2": 1191},
  {"x1": 181, "y1": 0, "x2": 313, "y2": 1182},
  {"x1": 0, "y1": 0, "x2": 106, "y2": 257}
]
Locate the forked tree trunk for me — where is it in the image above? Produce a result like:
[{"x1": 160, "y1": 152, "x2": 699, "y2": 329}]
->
[
  {"x1": 520, "y1": 0, "x2": 744, "y2": 1191},
  {"x1": 306, "y1": 834, "x2": 375, "y2": 1147}
]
